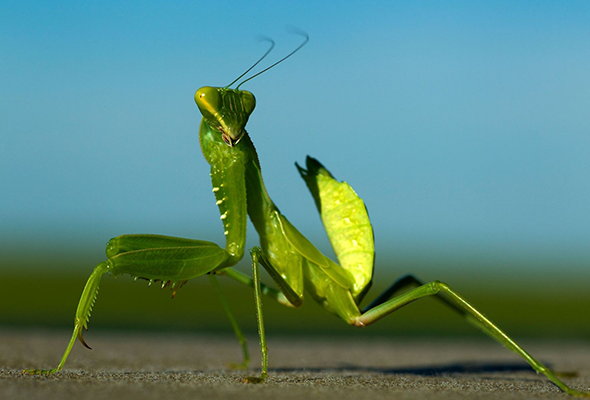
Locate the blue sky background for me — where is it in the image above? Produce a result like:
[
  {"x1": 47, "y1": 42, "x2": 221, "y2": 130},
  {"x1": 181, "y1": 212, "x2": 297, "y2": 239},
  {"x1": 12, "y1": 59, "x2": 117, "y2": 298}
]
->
[{"x1": 1, "y1": 1, "x2": 589, "y2": 279}]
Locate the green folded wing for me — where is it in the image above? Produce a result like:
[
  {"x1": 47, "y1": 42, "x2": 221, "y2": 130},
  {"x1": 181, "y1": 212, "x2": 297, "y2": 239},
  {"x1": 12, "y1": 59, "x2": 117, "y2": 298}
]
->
[
  {"x1": 296, "y1": 156, "x2": 374, "y2": 300},
  {"x1": 277, "y1": 213, "x2": 353, "y2": 290}
]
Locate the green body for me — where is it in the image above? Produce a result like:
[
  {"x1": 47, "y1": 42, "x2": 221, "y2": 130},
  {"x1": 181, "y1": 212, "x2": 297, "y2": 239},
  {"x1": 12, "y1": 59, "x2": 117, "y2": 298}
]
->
[
  {"x1": 22, "y1": 79, "x2": 589, "y2": 397},
  {"x1": 196, "y1": 86, "x2": 373, "y2": 323}
]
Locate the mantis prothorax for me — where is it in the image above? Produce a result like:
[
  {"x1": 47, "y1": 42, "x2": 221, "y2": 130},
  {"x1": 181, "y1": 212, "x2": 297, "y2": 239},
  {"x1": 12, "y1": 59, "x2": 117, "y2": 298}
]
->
[{"x1": 23, "y1": 36, "x2": 589, "y2": 397}]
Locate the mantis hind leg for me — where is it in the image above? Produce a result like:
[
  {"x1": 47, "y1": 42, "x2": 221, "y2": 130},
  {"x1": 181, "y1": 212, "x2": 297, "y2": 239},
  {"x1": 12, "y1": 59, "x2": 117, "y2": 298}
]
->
[
  {"x1": 356, "y1": 280, "x2": 589, "y2": 396},
  {"x1": 361, "y1": 274, "x2": 464, "y2": 316}
]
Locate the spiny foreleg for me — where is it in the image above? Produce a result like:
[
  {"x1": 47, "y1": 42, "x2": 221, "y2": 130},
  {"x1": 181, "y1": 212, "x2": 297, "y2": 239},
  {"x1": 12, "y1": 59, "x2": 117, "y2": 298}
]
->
[{"x1": 23, "y1": 234, "x2": 230, "y2": 374}]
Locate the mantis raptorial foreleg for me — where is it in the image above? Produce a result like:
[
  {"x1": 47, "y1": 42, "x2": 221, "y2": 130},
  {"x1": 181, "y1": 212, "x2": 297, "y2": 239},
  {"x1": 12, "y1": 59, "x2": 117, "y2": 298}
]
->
[
  {"x1": 23, "y1": 234, "x2": 232, "y2": 374},
  {"x1": 23, "y1": 262, "x2": 109, "y2": 374}
]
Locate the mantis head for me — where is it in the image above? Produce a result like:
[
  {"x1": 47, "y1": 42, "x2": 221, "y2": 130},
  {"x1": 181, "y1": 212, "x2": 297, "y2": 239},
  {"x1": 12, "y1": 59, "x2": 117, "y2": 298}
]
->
[
  {"x1": 195, "y1": 33, "x2": 308, "y2": 147},
  {"x1": 195, "y1": 87, "x2": 256, "y2": 147}
]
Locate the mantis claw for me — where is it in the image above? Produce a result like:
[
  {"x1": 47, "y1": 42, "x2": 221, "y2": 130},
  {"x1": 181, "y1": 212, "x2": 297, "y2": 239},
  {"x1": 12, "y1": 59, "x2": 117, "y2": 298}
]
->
[{"x1": 77, "y1": 330, "x2": 92, "y2": 350}]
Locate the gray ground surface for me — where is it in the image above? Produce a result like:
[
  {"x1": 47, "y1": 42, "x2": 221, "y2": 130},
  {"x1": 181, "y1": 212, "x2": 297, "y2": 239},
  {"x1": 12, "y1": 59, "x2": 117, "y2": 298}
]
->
[{"x1": 1, "y1": 329, "x2": 589, "y2": 400}]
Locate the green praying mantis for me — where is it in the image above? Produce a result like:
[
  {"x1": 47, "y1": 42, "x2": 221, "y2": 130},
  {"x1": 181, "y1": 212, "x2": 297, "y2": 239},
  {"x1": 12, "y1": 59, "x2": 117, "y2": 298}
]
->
[{"x1": 23, "y1": 36, "x2": 589, "y2": 397}]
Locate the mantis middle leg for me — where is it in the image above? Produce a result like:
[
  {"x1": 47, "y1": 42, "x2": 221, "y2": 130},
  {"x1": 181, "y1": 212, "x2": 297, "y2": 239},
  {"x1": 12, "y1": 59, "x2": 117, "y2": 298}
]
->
[
  {"x1": 209, "y1": 274, "x2": 250, "y2": 369},
  {"x1": 218, "y1": 246, "x2": 306, "y2": 382}
]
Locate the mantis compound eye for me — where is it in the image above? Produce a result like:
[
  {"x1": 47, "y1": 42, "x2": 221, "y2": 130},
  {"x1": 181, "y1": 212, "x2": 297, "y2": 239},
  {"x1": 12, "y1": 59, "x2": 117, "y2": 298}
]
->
[
  {"x1": 195, "y1": 86, "x2": 222, "y2": 119},
  {"x1": 240, "y1": 90, "x2": 256, "y2": 115}
]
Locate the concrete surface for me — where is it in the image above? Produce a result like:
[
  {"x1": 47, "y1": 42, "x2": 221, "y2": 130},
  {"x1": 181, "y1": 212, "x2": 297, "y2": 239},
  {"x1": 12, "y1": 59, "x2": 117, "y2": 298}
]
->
[{"x1": 2, "y1": 329, "x2": 589, "y2": 400}]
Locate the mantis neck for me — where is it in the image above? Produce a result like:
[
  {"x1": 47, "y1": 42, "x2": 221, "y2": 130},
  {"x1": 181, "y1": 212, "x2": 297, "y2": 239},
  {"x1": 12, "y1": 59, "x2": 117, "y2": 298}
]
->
[
  {"x1": 199, "y1": 120, "x2": 249, "y2": 267},
  {"x1": 198, "y1": 118, "x2": 282, "y2": 264}
]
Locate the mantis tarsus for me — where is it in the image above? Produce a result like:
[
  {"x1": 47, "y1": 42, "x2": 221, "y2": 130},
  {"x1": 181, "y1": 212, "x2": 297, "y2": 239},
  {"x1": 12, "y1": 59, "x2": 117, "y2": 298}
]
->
[{"x1": 23, "y1": 36, "x2": 589, "y2": 397}]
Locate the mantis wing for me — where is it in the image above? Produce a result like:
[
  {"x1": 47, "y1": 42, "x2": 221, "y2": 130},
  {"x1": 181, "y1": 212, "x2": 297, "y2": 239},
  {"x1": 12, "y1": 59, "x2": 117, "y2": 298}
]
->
[
  {"x1": 277, "y1": 213, "x2": 353, "y2": 290},
  {"x1": 296, "y1": 156, "x2": 374, "y2": 302}
]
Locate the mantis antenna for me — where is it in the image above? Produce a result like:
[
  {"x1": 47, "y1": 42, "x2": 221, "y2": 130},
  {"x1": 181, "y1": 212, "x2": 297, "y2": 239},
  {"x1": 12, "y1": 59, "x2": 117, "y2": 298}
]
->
[
  {"x1": 235, "y1": 32, "x2": 309, "y2": 90},
  {"x1": 225, "y1": 38, "x2": 276, "y2": 89}
]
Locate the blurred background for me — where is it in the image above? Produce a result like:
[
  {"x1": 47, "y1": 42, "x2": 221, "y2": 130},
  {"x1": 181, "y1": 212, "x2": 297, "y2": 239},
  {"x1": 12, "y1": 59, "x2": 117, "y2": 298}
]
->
[{"x1": 1, "y1": 1, "x2": 589, "y2": 339}]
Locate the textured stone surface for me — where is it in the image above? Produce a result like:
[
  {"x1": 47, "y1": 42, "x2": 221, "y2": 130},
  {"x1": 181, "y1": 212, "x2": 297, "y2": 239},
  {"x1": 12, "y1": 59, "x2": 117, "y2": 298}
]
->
[{"x1": 3, "y1": 329, "x2": 589, "y2": 400}]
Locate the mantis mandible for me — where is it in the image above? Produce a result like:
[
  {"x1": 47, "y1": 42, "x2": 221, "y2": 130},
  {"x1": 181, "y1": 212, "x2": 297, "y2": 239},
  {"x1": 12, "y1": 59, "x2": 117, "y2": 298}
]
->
[{"x1": 23, "y1": 36, "x2": 589, "y2": 397}]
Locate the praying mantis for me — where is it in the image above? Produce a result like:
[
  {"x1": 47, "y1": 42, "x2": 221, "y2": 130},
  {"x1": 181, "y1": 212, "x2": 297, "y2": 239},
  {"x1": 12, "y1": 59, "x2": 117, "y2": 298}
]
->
[{"x1": 23, "y1": 36, "x2": 589, "y2": 397}]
